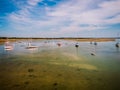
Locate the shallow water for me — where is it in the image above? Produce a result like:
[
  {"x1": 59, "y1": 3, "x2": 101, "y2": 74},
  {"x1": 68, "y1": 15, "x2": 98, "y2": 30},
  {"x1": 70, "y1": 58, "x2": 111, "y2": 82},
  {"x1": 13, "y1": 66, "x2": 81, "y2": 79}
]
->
[{"x1": 0, "y1": 40, "x2": 120, "y2": 90}]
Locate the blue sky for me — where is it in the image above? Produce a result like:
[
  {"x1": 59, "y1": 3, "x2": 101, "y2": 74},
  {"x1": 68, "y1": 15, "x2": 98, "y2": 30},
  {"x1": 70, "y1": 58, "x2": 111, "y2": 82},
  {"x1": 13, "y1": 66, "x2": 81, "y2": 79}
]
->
[{"x1": 0, "y1": 0, "x2": 120, "y2": 37}]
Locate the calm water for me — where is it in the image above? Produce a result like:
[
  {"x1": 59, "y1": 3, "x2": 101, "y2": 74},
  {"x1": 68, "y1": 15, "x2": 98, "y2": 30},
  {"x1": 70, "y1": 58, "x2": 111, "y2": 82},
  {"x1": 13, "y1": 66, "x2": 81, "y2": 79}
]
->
[{"x1": 0, "y1": 40, "x2": 120, "y2": 90}]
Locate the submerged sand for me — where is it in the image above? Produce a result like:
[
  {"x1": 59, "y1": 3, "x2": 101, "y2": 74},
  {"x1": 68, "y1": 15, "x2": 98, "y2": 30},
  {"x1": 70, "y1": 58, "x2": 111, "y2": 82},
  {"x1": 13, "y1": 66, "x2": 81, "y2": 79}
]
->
[
  {"x1": 0, "y1": 51, "x2": 120, "y2": 90},
  {"x1": 0, "y1": 40, "x2": 120, "y2": 90}
]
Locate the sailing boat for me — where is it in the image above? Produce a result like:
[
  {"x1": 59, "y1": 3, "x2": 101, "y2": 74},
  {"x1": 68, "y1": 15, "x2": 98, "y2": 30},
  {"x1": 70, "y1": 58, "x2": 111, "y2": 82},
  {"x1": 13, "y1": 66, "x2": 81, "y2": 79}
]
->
[
  {"x1": 94, "y1": 41, "x2": 97, "y2": 45},
  {"x1": 115, "y1": 33, "x2": 120, "y2": 48},
  {"x1": 94, "y1": 37, "x2": 97, "y2": 45},
  {"x1": 4, "y1": 41, "x2": 13, "y2": 50},
  {"x1": 90, "y1": 45, "x2": 96, "y2": 56},
  {"x1": 26, "y1": 39, "x2": 38, "y2": 50},
  {"x1": 75, "y1": 34, "x2": 79, "y2": 48},
  {"x1": 75, "y1": 43, "x2": 79, "y2": 48},
  {"x1": 115, "y1": 42, "x2": 120, "y2": 47}
]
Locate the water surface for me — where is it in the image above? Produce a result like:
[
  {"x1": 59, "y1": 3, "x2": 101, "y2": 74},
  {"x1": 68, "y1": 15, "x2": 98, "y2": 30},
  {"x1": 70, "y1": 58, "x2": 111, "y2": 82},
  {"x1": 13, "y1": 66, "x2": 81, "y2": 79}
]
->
[{"x1": 0, "y1": 40, "x2": 120, "y2": 90}]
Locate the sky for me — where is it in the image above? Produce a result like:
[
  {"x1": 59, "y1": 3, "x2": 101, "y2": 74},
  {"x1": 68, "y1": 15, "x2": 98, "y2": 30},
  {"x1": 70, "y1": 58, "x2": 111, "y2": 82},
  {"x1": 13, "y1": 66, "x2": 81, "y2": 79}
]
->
[{"x1": 0, "y1": 0, "x2": 120, "y2": 37}]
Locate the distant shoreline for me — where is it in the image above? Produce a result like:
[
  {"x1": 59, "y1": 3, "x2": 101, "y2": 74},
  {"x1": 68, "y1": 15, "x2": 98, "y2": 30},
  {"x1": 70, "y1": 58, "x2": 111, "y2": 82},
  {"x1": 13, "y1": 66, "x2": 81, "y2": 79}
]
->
[{"x1": 0, "y1": 37, "x2": 116, "y2": 43}]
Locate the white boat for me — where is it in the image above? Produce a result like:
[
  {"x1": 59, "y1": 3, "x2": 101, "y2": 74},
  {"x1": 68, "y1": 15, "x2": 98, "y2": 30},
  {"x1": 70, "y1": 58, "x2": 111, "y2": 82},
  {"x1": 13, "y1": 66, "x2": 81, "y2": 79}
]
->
[
  {"x1": 4, "y1": 41, "x2": 13, "y2": 50},
  {"x1": 26, "y1": 43, "x2": 38, "y2": 50}
]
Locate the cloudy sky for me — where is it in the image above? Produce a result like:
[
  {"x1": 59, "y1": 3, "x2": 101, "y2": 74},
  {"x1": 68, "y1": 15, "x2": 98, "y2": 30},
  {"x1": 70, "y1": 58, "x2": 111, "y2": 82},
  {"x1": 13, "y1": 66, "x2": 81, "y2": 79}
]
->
[{"x1": 0, "y1": 0, "x2": 120, "y2": 37}]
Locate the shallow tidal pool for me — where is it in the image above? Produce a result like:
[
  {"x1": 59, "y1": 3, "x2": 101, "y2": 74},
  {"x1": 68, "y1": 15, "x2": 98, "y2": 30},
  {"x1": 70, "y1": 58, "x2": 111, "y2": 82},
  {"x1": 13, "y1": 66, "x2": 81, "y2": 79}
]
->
[{"x1": 0, "y1": 40, "x2": 120, "y2": 90}]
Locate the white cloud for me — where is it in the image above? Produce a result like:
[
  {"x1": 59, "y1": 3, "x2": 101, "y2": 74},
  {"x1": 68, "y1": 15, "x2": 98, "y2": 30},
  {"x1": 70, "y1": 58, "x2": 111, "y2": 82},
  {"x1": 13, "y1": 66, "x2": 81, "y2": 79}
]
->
[
  {"x1": 7, "y1": 0, "x2": 120, "y2": 37},
  {"x1": 105, "y1": 14, "x2": 120, "y2": 24},
  {"x1": 48, "y1": 0, "x2": 120, "y2": 24},
  {"x1": 27, "y1": 0, "x2": 42, "y2": 6}
]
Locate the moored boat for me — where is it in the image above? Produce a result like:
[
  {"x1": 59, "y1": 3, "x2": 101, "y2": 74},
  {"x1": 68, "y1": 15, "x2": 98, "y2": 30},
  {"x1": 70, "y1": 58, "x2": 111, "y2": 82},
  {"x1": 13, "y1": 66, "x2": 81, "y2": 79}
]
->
[
  {"x1": 115, "y1": 42, "x2": 120, "y2": 48},
  {"x1": 4, "y1": 41, "x2": 13, "y2": 50},
  {"x1": 26, "y1": 43, "x2": 38, "y2": 50}
]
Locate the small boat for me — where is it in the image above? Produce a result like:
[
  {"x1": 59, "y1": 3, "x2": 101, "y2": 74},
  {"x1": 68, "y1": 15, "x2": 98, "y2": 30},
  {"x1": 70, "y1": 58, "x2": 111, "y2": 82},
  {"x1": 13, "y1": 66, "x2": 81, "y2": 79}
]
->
[
  {"x1": 26, "y1": 43, "x2": 38, "y2": 49},
  {"x1": 94, "y1": 42, "x2": 97, "y2": 45},
  {"x1": 75, "y1": 43, "x2": 79, "y2": 48},
  {"x1": 4, "y1": 41, "x2": 13, "y2": 50},
  {"x1": 115, "y1": 42, "x2": 120, "y2": 48},
  {"x1": 91, "y1": 53, "x2": 95, "y2": 56},
  {"x1": 115, "y1": 33, "x2": 120, "y2": 48},
  {"x1": 57, "y1": 43, "x2": 61, "y2": 47}
]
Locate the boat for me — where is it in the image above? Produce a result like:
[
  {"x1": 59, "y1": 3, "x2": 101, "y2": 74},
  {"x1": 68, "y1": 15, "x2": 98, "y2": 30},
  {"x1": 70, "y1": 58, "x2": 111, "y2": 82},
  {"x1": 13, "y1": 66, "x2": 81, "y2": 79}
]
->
[
  {"x1": 57, "y1": 43, "x2": 61, "y2": 47},
  {"x1": 115, "y1": 33, "x2": 120, "y2": 48},
  {"x1": 4, "y1": 41, "x2": 13, "y2": 50},
  {"x1": 26, "y1": 42, "x2": 38, "y2": 50},
  {"x1": 94, "y1": 42, "x2": 97, "y2": 45},
  {"x1": 91, "y1": 52, "x2": 95, "y2": 56},
  {"x1": 75, "y1": 43, "x2": 79, "y2": 48},
  {"x1": 115, "y1": 42, "x2": 120, "y2": 48}
]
